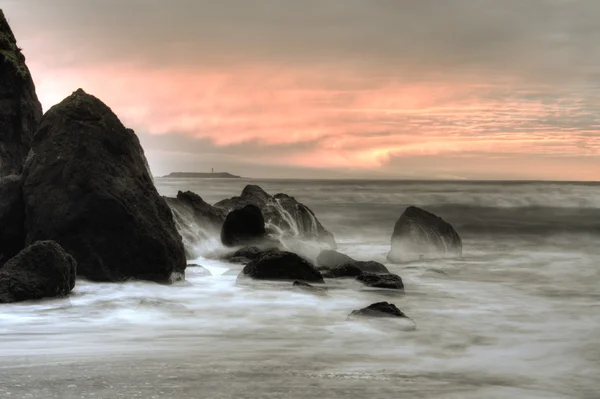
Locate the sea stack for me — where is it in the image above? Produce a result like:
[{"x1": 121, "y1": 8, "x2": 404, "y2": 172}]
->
[
  {"x1": 0, "y1": 10, "x2": 43, "y2": 178},
  {"x1": 387, "y1": 206, "x2": 462, "y2": 263},
  {"x1": 22, "y1": 89, "x2": 186, "y2": 282}
]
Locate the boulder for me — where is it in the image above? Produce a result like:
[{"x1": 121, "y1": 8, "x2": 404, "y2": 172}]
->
[
  {"x1": 320, "y1": 263, "x2": 363, "y2": 278},
  {"x1": 222, "y1": 245, "x2": 283, "y2": 265},
  {"x1": 349, "y1": 302, "x2": 408, "y2": 318},
  {"x1": 164, "y1": 190, "x2": 226, "y2": 258},
  {"x1": 0, "y1": 240, "x2": 76, "y2": 303},
  {"x1": 388, "y1": 206, "x2": 462, "y2": 263},
  {"x1": 215, "y1": 185, "x2": 336, "y2": 248},
  {"x1": 316, "y1": 249, "x2": 354, "y2": 268},
  {"x1": 239, "y1": 250, "x2": 324, "y2": 283},
  {"x1": 356, "y1": 273, "x2": 404, "y2": 290},
  {"x1": 221, "y1": 204, "x2": 268, "y2": 247},
  {"x1": 22, "y1": 89, "x2": 186, "y2": 282},
  {"x1": 316, "y1": 250, "x2": 389, "y2": 276},
  {"x1": 0, "y1": 10, "x2": 43, "y2": 178},
  {"x1": 0, "y1": 175, "x2": 24, "y2": 265}
]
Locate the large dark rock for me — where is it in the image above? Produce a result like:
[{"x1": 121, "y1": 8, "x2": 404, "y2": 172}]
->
[
  {"x1": 239, "y1": 250, "x2": 324, "y2": 283},
  {"x1": 215, "y1": 185, "x2": 336, "y2": 249},
  {"x1": 222, "y1": 245, "x2": 283, "y2": 265},
  {"x1": 388, "y1": 206, "x2": 462, "y2": 263},
  {"x1": 349, "y1": 302, "x2": 407, "y2": 318},
  {"x1": 164, "y1": 190, "x2": 226, "y2": 258},
  {"x1": 22, "y1": 89, "x2": 186, "y2": 282},
  {"x1": 0, "y1": 240, "x2": 76, "y2": 303},
  {"x1": 221, "y1": 204, "x2": 268, "y2": 247},
  {"x1": 0, "y1": 175, "x2": 24, "y2": 265},
  {"x1": 0, "y1": 11, "x2": 43, "y2": 178},
  {"x1": 356, "y1": 273, "x2": 404, "y2": 290}
]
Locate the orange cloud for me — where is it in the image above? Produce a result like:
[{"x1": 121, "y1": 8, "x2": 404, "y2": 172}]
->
[{"x1": 28, "y1": 60, "x2": 600, "y2": 179}]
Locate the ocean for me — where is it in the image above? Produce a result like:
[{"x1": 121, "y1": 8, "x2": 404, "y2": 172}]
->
[{"x1": 1, "y1": 179, "x2": 599, "y2": 398}]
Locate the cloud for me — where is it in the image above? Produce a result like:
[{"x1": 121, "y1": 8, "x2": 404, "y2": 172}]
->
[{"x1": 2, "y1": 0, "x2": 600, "y2": 179}]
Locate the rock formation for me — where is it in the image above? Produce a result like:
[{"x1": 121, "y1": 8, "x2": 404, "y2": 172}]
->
[
  {"x1": 221, "y1": 204, "x2": 269, "y2": 247},
  {"x1": 0, "y1": 240, "x2": 76, "y2": 303},
  {"x1": 0, "y1": 174, "x2": 24, "y2": 265},
  {"x1": 238, "y1": 250, "x2": 324, "y2": 283},
  {"x1": 22, "y1": 89, "x2": 186, "y2": 282},
  {"x1": 164, "y1": 190, "x2": 226, "y2": 258},
  {"x1": 388, "y1": 206, "x2": 462, "y2": 263},
  {"x1": 0, "y1": 10, "x2": 43, "y2": 178},
  {"x1": 215, "y1": 185, "x2": 336, "y2": 248}
]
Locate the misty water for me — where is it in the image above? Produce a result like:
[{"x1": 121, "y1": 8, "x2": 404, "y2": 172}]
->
[{"x1": 1, "y1": 179, "x2": 599, "y2": 398}]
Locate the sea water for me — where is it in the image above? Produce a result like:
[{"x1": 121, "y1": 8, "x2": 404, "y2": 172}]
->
[{"x1": 0, "y1": 179, "x2": 598, "y2": 398}]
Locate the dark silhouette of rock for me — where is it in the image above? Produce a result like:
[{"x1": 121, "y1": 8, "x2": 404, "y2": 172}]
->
[
  {"x1": 239, "y1": 250, "x2": 324, "y2": 283},
  {"x1": 349, "y1": 302, "x2": 407, "y2": 318},
  {"x1": 320, "y1": 263, "x2": 363, "y2": 278},
  {"x1": 22, "y1": 89, "x2": 186, "y2": 283},
  {"x1": 292, "y1": 280, "x2": 327, "y2": 295},
  {"x1": 215, "y1": 185, "x2": 336, "y2": 248},
  {"x1": 356, "y1": 273, "x2": 404, "y2": 290},
  {"x1": 0, "y1": 240, "x2": 76, "y2": 303},
  {"x1": 317, "y1": 250, "x2": 389, "y2": 275},
  {"x1": 316, "y1": 249, "x2": 354, "y2": 268},
  {"x1": 221, "y1": 204, "x2": 268, "y2": 247},
  {"x1": 0, "y1": 10, "x2": 43, "y2": 178},
  {"x1": 222, "y1": 245, "x2": 284, "y2": 265},
  {"x1": 164, "y1": 190, "x2": 226, "y2": 258},
  {"x1": 0, "y1": 175, "x2": 24, "y2": 265},
  {"x1": 388, "y1": 206, "x2": 462, "y2": 263}
]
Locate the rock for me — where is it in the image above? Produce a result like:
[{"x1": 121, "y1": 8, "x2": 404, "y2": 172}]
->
[
  {"x1": 316, "y1": 250, "x2": 389, "y2": 276},
  {"x1": 22, "y1": 89, "x2": 186, "y2": 283},
  {"x1": 356, "y1": 273, "x2": 404, "y2": 290},
  {"x1": 222, "y1": 245, "x2": 283, "y2": 265},
  {"x1": 316, "y1": 249, "x2": 354, "y2": 268},
  {"x1": 0, "y1": 240, "x2": 76, "y2": 303},
  {"x1": 320, "y1": 263, "x2": 363, "y2": 278},
  {"x1": 221, "y1": 204, "x2": 268, "y2": 247},
  {"x1": 388, "y1": 206, "x2": 462, "y2": 263},
  {"x1": 0, "y1": 175, "x2": 25, "y2": 265},
  {"x1": 164, "y1": 190, "x2": 226, "y2": 258},
  {"x1": 0, "y1": 10, "x2": 43, "y2": 178},
  {"x1": 349, "y1": 302, "x2": 407, "y2": 318},
  {"x1": 239, "y1": 250, "x2": 324, "y2": 283},
  {"x1": 292, "y1": 280, "x2": 327, "y2": 295},
  {"x1": 215, "y1": 185, "x2": 336, "y2": 249},
  {"x1": 186, "y1": 264, "x2": 212, "y2": 277}
]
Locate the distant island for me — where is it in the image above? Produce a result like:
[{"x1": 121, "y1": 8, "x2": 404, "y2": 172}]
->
[{"x1": 162, "y1": 172, "x2": 241, "y2": 178}]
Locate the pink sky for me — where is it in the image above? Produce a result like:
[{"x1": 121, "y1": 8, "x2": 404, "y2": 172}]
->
[{"x1": 4, "y1": 0, "x2": 600, "y2": 179}]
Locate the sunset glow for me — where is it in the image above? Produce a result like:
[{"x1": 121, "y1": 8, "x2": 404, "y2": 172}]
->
[{"x1": 5, "y1": 0, "x2": 600, "y2": 179}]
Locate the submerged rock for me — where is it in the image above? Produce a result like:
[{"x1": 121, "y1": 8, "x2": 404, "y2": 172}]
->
[
  {"x1": 164, "y1": 190, "x2": 226, "y2": 258},
  {"x1": 22, "y1": 89, "x2": 186, "y2": 283},
  {"x1": 0, "y1": 175, "x2": 25, "y2": 265},
  {"x1": 239, "y1": 250, "x2": 324, "y2": 283},
  {"x1": 316, "y1": 249, "x2": 354, "y2": 268},
  {"x1": 215, "y1": 185, "x2": 336, "y2": 249},
  {"x1": 292, "y1": 280, "x2": 327, "y2": 295},
  {"x1": 221, "y1": 204, "x2": 269, "y2": 247},
  {"x1": 0, "y1": 10, "x2": 43, "y2": 178},
  {"x1": 387, "y1": 206, "x2": 462, "y2": 263},
  {"x1": 349, "y1": 302, "x2": 407, "y2": 318},
  {"x1": 0, "y1": 240, "x2": 76, "y2": 303},
  {"x1": 356, "y1": 273, "x2": 404, "y2": 290},
  {"x1": 317, "y1": 250, "x2": 389, "y2": 277}
]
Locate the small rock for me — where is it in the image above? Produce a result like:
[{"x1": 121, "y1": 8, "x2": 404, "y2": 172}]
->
[{"x1": 349, "y1": 302, "x2": 408, "y2": 318}]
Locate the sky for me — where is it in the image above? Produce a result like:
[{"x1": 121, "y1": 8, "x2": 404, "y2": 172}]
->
[{"x1": 3, "y1": 0, "x2": 600, "y2": 180}]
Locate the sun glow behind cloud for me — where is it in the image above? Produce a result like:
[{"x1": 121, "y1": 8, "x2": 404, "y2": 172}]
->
[{"x1": 5, "y1": 0, "x2": 600, "y2": 179}]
